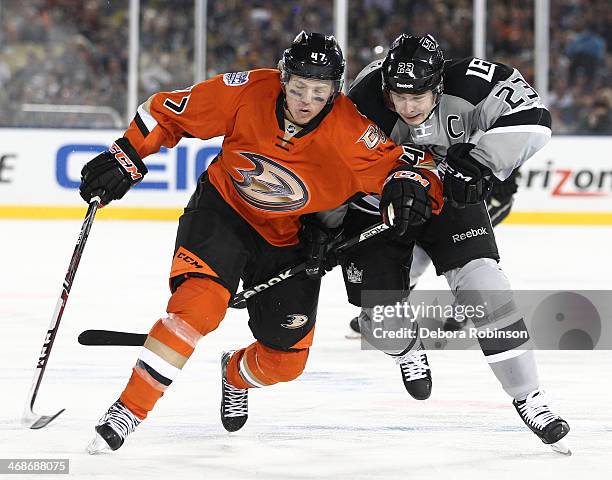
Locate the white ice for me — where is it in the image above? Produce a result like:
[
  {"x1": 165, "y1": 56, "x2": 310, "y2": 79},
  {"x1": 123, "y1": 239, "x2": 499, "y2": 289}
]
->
[{"x1": 1, "y1": 219, "x2": 611, "y2": 479}]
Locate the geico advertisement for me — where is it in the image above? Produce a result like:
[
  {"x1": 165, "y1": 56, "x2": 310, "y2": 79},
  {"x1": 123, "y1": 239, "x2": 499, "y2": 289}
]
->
[
  {"x1": 513, "y1": 136, "x2": 612, "y2": 212},
  {"x1": 0, "y1": 129, "x2": 221, "y2": 206},
  {"x1": 0, "y1": 130, "x2": 610, "y2": 212}
]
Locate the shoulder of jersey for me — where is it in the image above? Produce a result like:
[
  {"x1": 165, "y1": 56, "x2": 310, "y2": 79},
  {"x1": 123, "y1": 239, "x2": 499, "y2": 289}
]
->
[
  {"x1": 348, "y1": 61, "x2": 397, "y2": 137},
  {"x1": 350, "y1": 60, "x2": 383, "y2": 92},
  {"x1": 442, "y1": 57, "x2": 514, "y2": 106},
  {"x1": 330, "y1": 93, "x2": 362, "y2": 122},
  {"x1": 219, "y1": 68, "x2": 280, "y2": 89}
]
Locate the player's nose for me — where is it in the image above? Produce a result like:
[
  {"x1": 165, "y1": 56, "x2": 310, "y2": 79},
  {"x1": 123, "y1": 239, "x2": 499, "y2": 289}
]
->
[
  {"x1": 301, "y1": 90, "x2": 315, "y2": 103},
  {"x1": 396, "y1": 100, "x2": 416, "y2": 115}
]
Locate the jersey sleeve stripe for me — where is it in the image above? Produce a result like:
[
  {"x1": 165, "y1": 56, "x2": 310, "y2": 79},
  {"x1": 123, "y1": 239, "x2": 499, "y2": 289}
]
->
[
  {"x1": 134, "y1": 112, "x2": 150, "y2": 138},
  {"x1": 137, "y1": 104, "x2": 159, "y2": 134},
  {"x1": 481, "y1": 124, "x2": 552, "y2": 137},
  {"x1": 492, "y1": 107, "x2": 552, "y2": 128},
  {"x1": 499, "y1": 99, "x2": 547, "y2": 115}
]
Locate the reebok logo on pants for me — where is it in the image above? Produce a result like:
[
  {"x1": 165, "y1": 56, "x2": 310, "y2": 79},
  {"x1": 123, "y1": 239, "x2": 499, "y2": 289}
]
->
[{"x1": 452, "y1": 227, "x2": 488, "y2": 243}]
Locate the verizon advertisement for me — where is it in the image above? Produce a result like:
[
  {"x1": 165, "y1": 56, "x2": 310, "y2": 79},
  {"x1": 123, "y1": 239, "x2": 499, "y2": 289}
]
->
[
  {"x1": 513, "y1": 136, "x2": 612, "y2": 212},
  {"x1": 0, "y1": 129, "x2": 610, "y2": 218}
]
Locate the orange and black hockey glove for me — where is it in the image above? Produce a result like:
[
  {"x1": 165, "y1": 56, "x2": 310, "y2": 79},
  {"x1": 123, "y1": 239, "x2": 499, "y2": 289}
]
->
[
  {"x1": 79, "y1": 137, "x2": 148, "y2": 205},
  {"x1": 380, "y1": 166, "x2": 436, "y2": 236}
]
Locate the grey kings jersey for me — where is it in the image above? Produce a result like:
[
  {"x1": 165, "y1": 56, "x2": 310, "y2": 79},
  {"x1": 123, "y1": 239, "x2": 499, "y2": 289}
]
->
[{"x1": 347, "y1": 57, "x2": 552, "y2": 215}]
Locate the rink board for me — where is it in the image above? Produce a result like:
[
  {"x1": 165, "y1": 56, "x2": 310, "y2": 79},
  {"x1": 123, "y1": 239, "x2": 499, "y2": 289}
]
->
[{"x1": 0, "y1": 129, "x2": 610, "y2": 224}]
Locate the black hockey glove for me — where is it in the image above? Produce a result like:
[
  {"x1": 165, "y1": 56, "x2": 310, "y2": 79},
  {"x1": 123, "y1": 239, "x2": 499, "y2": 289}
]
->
[
  {"x1": 443, "y1": 142, "x2": 492, "y2": 208},
  {"x1": 79, "y1": 137, "x2": 148, "y2": 205},
  {"x1": 299, "y1": 215, "x2": 342, "y2": 280},
  {"x1": 487, "y1": 169, "x2": 519, "y2": 226},
  {"x1": 380, "y1": 167, "x2": 433, "y2": 236},
  {"x1": 489, "y1": 169, "x2": 519, "y2": 201}
]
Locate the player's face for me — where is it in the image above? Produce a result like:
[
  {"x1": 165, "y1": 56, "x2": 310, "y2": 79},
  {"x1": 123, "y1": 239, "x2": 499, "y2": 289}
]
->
[
  {"x1": 284, "y1": 76, "x2": 334, "y2": 125},
  {"x1": 390, "y1": 90, "x2": 436, "y2": 126}
]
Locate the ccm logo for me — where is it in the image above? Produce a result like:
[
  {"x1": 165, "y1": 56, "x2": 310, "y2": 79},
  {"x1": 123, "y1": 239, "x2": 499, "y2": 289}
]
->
[
  {"x1": 452, "y1": 227, "x2": 488, "y2": 243},
  {"x1": 385, "y1": 170, "x2": 430, "y2": 188},
  {"x1": 177, "y1": 252, "x2": 203, "y2": 269},
  {"x1": 110, "y1": 143, "x2": 143, "y2": 180}
]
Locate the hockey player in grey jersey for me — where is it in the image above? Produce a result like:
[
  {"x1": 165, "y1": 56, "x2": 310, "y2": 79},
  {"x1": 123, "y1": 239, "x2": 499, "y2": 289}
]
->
[{"x1": 340, "y1": 33, "x2": 570, "y2": 453}]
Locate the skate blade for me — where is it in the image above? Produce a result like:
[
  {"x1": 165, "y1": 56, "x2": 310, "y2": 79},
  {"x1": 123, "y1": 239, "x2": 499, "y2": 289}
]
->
[
  {"x1": 550, "y1": 439, "x2": 572, "y2": 456},
  {"x1": 345, "y1": 331, "x2": 362, "y2": 339},
  {"x1": 87, "y1": 432, "x2": 111, "y2": 455}
]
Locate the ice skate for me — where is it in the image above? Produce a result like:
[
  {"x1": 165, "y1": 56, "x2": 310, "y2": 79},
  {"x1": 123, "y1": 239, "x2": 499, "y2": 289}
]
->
[
  {"x1": 87, "y1": 399, "x2": 141, "y2": 454},
  {"x1": 221, "y1": 351, "x2": 249, "y2": 432},
  {"x1": 443, "y1": 316, "x2": 467, "y2": 332},
  {"x1": 345, "y1": 315, "x2": 362, "y2": 339},
  {"x1": 513, "y1": 389, "x2": 571, "y2": 455},
  {"x1": 394, "y1": 342, "x2": 432, "y2": 400}
]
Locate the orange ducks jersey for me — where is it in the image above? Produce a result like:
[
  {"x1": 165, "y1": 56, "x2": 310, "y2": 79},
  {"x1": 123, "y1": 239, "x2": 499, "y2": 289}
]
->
[{"x1": 124, "y1": 69, "x2": 441, "y2": 246}]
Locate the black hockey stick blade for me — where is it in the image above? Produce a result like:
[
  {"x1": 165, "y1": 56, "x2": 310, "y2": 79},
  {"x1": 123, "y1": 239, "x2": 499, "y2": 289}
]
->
[
  {"x1": 27, "y1": 408, "x2": 66, "y2": 430},
  {"x1": 78, "y1": 329, "x2": 147, "y2": 346},
  {"x1": 78, "y1": 222, "x2": 390, "y2": 347}
]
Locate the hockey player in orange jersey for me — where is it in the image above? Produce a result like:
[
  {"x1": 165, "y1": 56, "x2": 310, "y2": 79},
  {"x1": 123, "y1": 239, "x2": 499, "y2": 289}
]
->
[{"x1": 81, "y1": 31, "x2": 443, "y2": 453}]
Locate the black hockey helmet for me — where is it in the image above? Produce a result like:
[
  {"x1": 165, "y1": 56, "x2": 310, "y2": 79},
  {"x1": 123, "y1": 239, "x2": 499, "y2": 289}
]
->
[
  {"x1": 279, "y1": 31, "x2": 345, "y2": 101},
  {"x1": 381, "y1": 34, "x2": 444, "y2": 96}
]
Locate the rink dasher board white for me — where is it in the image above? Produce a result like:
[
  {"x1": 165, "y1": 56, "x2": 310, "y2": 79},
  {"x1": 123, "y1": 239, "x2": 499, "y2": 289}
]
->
[{"x1": 0, "y1": 129, "x2": 610, "y2": 223}]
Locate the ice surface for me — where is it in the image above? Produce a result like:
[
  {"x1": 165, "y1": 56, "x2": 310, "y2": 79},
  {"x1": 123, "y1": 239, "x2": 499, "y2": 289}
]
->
[{"x1": 1, "y1": 219, "x2": 611, "y2": 479}]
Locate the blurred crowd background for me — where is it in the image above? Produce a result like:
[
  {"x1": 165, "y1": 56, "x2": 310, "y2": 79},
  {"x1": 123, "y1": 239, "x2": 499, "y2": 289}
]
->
[{"x1": 0, "y1": 0, "x2": 610, "y2": 134}]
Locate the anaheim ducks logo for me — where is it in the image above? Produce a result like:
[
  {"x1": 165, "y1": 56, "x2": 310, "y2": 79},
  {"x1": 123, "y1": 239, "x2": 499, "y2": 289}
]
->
[
  {"x1": 231, "y1": 152, "x2": 309, "y2": 211},
  {"x1": 281, "y1": 314, "x2": 309, "y2": 329}
]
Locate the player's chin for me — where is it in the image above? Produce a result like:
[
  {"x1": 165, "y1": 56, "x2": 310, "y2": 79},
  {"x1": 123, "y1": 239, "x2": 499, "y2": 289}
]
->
[
  {"x1": 297, "y1": 112, "x2": 315, "y2": 124},
  {"x1": 401, "y1": 113, "x2": 424, "y2": 125}
]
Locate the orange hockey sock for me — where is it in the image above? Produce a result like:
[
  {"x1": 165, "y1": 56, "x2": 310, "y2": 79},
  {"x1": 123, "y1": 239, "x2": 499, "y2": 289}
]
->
[
  {"x1": 226, "y1": 341, "x2": 310, "y2": 389},
  {"x1": 120, "y1": 277, "x2": 230, "y2": 419}
]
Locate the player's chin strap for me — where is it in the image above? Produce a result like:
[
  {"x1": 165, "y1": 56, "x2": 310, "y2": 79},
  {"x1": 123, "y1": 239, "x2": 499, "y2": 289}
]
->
[{"x1": 78, "y1": 222, "x2": 391, "y2": 347}]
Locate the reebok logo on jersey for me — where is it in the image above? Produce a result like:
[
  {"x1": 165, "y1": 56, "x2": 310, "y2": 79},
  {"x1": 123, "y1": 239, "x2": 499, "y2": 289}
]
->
[
  {"x1": 281, "y1": 314, "x2": 309, "y2": 329},
  {"x1": 452, "y1": 227, "x2": 488, "y2": 243},
  {"x1": 223, "y1": 71, "x2": 250, "y2": 86},
  {"x1": 110, "y1": 142, "x2": 143, "y2": 180}
]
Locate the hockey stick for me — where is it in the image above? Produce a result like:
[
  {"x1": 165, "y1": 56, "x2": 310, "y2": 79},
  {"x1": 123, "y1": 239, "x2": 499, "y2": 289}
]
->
[
  {"x1": 23, "y1": 197, "x2": 100, "y2": 429},
  {"x1": 78, "y1": 221, "x2": 390, "y2": 347}
]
